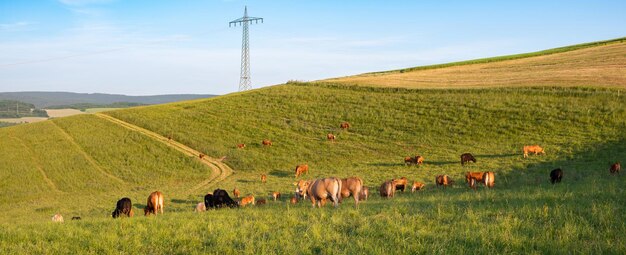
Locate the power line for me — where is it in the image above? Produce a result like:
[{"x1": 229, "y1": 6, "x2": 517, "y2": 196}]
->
[{"x1": 230, "y1": 6, "x2": 263, "y2": 92}]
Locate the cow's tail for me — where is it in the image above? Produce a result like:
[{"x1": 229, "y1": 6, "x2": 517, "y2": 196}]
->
[{"x1": 334, "y1": 177, "x2": 342, "y2": 208}]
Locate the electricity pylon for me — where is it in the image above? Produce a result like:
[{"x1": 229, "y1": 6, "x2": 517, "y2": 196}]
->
[{"x1": 230, "y1": 6, "x2": 263, "y2": 91}]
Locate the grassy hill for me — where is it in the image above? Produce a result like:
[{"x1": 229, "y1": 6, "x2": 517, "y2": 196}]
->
[
  {"x1": 324, "y1": 37, "x2": 626, "y2": 89},
  {"x1": 1, "y1": 38, "x2": 626, "y2": 253}
]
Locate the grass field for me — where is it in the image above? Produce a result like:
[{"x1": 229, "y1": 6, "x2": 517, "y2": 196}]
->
[{"x1": 1, "y1": 38, "x2": 626, "y2": 254}]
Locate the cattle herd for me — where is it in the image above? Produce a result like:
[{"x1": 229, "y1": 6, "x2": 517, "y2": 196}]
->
[{"x1": 51, "y1": 123, "x2": 622, "y2": 221}]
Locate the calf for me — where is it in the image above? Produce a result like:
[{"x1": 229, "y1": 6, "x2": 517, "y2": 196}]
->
[
  {"x1": 112, "y1": 197, "x2": 133, "y2": 218},
  {"x1": 550, "y1": 168, "x2": 563, "y2": 184},
  {"x1": 404, "y1": 156, "x2": 415, "y2": 165},
  {"x1": 195, "y1": 202, "x2": 206, "y2": 212},
  {"x1": 262, "y1": 139, "x2": 273, "y2": 146},
  {"x1": 379, "y1": 180, "x2": 395, "y2": 198},
  {"x1": 411, "y1": 182, "x2": 425, "y2": 192},
  {"x1": 290, "y1": 196, "x2": 299, "y2": 204},
  {"x1": 461, "y1": 153, "x2": 476, "y2": 165},
  {"x1": 71, "y1": 216, "x2": 81, "y2": 221},
  {"x1": 340, "y1": 122, "x2": 351, "y2": 129},
  {"x1": 359, "y1": 186, "x2": 369, "y2": 201},
  {"x1": 415, "y1": 156, "x2": 424, "y2": 165},
  {"x1": 393, "y1": 177, "x2": 408, "y2": 192},
  {"x1": 237, "y1": 143, "x2": 246, "y2": 149},
  {"x1": 261, "y1": 174, "x2": 267, "y2": 183},
  {"x1": 272, "y1": 192, "x2": 281, "y2": 201},
  {"x1": 435, "y1": 175, "x2": 454, "y2": 188},
  {"x1": 240, "y1": 195, "x2": 255, "y2": 207},
  {"x1": 52, "y1": 213, "x2": 64, "y2": 223},
  {"x1": 295, "y1": 164, "x2": 309, "y2": 178},
  {"x1": 610, "y1": 162, "x2": 621, "y2": 175},
  {"x1": 327, "y1": 133, "x2": 336, "y2": 142},
  {"x1": 523, "y1": 145, "x2": 545, "y2": 158},
  {"x1": 144, "y1": 191, "x2": 164, "y2": 216},
  {"x1": 233, "y1": 188, "x2": 241, "y2": 198}
]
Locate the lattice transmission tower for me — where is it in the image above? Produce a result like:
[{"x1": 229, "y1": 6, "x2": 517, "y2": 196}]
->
[{"x1": 230, "y1": 6, "x2": 263, "y2": 91}]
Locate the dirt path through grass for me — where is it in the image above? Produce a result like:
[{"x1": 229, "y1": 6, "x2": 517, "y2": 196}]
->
[{"x1": 95, "y1": 113, "x2": 233, "y2": 194}]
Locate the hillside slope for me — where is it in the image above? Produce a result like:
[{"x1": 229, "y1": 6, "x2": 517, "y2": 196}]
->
[{"x1": 324, "y1": 38, "x2": 626, "y2": 89}]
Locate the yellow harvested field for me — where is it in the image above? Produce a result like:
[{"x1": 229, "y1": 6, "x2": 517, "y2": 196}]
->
[
  {"x1": 324, "y1": 42, "x2": 626, "y2": 89},
  {"x1": 45, "y1": 109, "x2": 85, "y2": 118},
  {"x1": 0, "y1": 117, "x2": 48, "y2": 123}
]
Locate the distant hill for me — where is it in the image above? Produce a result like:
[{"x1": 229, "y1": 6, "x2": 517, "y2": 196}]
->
[{"x1": 0, "y1": 92, "x2": 215, "y2": 108}]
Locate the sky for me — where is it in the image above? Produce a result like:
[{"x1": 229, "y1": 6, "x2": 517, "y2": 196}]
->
[{"x1": 0, "y1": 0, "x2": 625, "y2": 96}]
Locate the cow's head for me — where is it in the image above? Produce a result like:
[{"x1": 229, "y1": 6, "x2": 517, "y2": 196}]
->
[{"x1": 294, "y1": 180, "x2": 309, "y2": 197}]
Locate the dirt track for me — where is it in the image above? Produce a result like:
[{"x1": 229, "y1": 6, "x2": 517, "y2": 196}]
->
[{"x1": 95, "y1": 113, "x2": 233, "y2": 194}]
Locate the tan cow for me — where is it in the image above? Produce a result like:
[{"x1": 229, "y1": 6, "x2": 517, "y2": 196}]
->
[
  {"x1": 295, "y1": 178, "x2": 342, "y2": 208},
  {"x1": 340, "y1": 122, "x2": 351, "y2": 129},
  {"x1": 327, "y1": 133, "x2": 336, "y2": 142},
  {"x1": 271, "y1": 192, "x2": 281, "y2": 201},
  {"x1": 233, "y1": 188, "x2": 241, "y2": 198},
  {"x1": 240, "y1": 195, "x2": 255, "y2": 207},
  {"x1": 393, "y1": 177, "x2": 408, "y2": 192},
  {"x1": 465, "y1": 172, "x2": 485, "y2": 184},
  {"x1": 379, "y1": 180, "x2": 395, "y2": 198},
  {"x1": 340, "y1": 177, "x2": 363, "y2": 208},
  {"x1": 411, "y1": 182, "x2": 425, "y2": 192},
  {"x1": 415, "y1": 156, "x2": 424, "y2": 165},
  {"x1": 262, "y1": 139, "x2": 273, "y2": 146},
  {"x1": 52, "y1": 213, "x2": 64, "y2": 223},
  {"x1": 144, "y1": 191, "x2": 164, "y2": 216},
  {"x1": 523, "y1": 145, "x2": 545, "y2": 158},
  {"x1": 261, "y1": 174, "x2": 267, "y2": 183},
  {"x1": 435, "y1": 175, "x2": 453, "y2": 188},
  {"x1": 483, "y1": 171, "x2": 495, "y2": 188},
  {"x1": 195, "y1": 202, "x2": 206, "y2": 212},
  {"x1": 295, "y1": 164, "x2": 309, "y2": 178}
]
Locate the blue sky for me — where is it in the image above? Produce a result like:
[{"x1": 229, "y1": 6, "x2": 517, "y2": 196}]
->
[{"x1": 1, "y1": 0, "x2": 625, "y2": 95}]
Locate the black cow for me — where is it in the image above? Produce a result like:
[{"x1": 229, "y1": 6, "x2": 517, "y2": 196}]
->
[
  {"x1": 550, "y1": 168, "x2": 563, "y2": 184},
  {"x1": 461, "y1": 153, "x2": 477, "y2": 165},
  {"x1": 112, "y1": 197, "x2": 133, "y2": 218},
  {"x1": 205, "y1": 189, "x2": 238, "y2": 209}
]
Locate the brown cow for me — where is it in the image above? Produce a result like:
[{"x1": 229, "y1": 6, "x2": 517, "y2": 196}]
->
[
  {"x1": 465, "y1": 172, "x2": 485, "y2": 184},
  {"x1": 340, "y1": 122, "x2": 351, "y2": 129},
  {"x1": 610, "y1": 162, "x2": 621, "y2": 175},
  {"x1": 199, "y1": 153, "x2": 205, "y2": 159},
  {"x1": 237, "y1": 143, "x2": 246, "y2": 149},
  {"x1": 295, "y1": 164, "x2": 309, "y2": 178},
  {"x1": 290, "y1": 196, "x2": 298, "y2": 204},
  {"x1": 404, "y1": 156, "x2": 414, "y2": 165},
  {"x1": 262, "y1": 139, "x2": 273, "y2": 146},
  {"x1": 435, "y1": 175, "x2": 453, "y2": 188},
  {"x1": 483, "y1": 171, "x2": 495, "y2": 188},
  {"x1": 340, "y1": 177, "x2": 363, "y2": 208},
  {"x1": 327, "y1": 133, "x2": 336, "y2": 142},
  {"x1": 195, "y1": 202, "x2": 206, "y2": 212},
  {"x1": 256, "y1": 199, "x2": 267, "y2": 205},
  {"x1": 415, "y1": 156, "x2": 424, "y2": 165},
  {"x1": 523, "y1": 145, "x2": 545, "y2": 158},
  {"x1": 411, "y1": 182, "x2": 425, "y2": 192},
  {"x1": 393, "y1": 177, "x2": 408, "y2": 192},
  {"x1": 240, "y1": 195, "x2": 255, "y2": 207},
  {"x1": 295, "y1": 178, "x2": 343, "y2": 208},
  {"x1": 144, "y1": 191, "x2": 164, "y2": 216},
  {"x1": 359, "y1": 186, "x2": 369, "y2": 201},
  {"x1": 379, "y1": 180, "x2": 395, "y2": 198},
  {"x1": 271, "y1": 192, "x2": 281, "y2": 201},
  {"x1": 261, "y1": 174, "x2": 267, "y2": 183},
  {"x1": 233, "y1": 188, "x2": 241, "y2": 198}
]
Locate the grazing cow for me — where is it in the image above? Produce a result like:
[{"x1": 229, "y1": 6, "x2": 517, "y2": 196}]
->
[
  {"x1": 393, "y1": 177, "x2": 408, "y2": 192},
  {"x1": 295, "y1": 178, "x2": 343, "y2": 208},
  {"x1": 340, "y1": 122, "x2": 351, "y2": 129},
  {"x1": 256, "y1": 199, "x2": 267, "y2": 205},
  {"x1": 411, "y1": 182, "x2": 425, "y2": 192},
  {"x1": 461, "y1": 153, "x2": 477, "y2": 165},
  {"x1": 199, "y1": 153, "x2": 205, "y2": 159},
  {"x1": 240, "y1": 195, "x2": 255, "y2": 207},
  {"x1": 233, "y1": 188, "x2": 241, "y2": 198},
  {"x1": 52, "y1": 213, "x2": 64, "y2": 223},
  {"x1": 610, "y1": 162, "x2": 621, "y2": 175},
  {"x1": 295, "y1": 164, "x2": 309, "y2": 178},
  {"x1": 237, "y1": 143, "x2": 246, "y2": 149},
  {"x1": 415, "y1": 156, "x2": 424, "y2": 165},
  {"x1": 339, "y1": 177, "x2": 364, "y2": 208},
  {"x1": 71, "y1": 216, "x2": 81, "y2": 220},
  {"x1": 550, "y1": 168, "x2": 563, "y2": 184},
  {"x1": 206, "y1": 189, "x2": 238, "y2": 208},
  {"x1": 262, "y1": 139, "x2": 273, "y2": 146},
  {"x1": 359, "y1": 186, "x2": 369, "y2": 201},
  {"x1": 465, "y1": 172, "x2": 485, "y2": 184},
  {"x1": 144, "y1": 191, "x2": 164, "y2": 216},
  {"x1": 327, "y1": 133, "x2": 336, "y2": 142},
  {"x1": 272, "y1": 192, "x2": 281, "y2": 201},
  {"x1": 261, "y1": 174, "x2": 267, "y2": 183},
  {"x1": 112, "y1": 197, "x2": 133, "y2": 218},
  {"x1": 435, "y1": 175, "x2": 454, "y2": 188},
  {"x1": 290, "y1": 196, "x2": 298, "y2": 204},
  {"x1": 195, "y1": 202, "x2": 206, "y2": 212},
  {"x1": 482, "y1": 171, "x2": 495, "y2": 188},
  {"x1": 404, "y1": 156, "x2": 414, "y2": 165},
  {"x1": 523, "y1": 145, "x2": 545, "y2": 158},
  {"x1": 379, "y1": 180, "x2": 395, "y2": 198}
]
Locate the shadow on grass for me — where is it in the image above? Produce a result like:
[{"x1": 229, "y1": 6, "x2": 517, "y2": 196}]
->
[
  {"x1": 171, "y1": 199, "x2": 194, "y2": 204},
  {"x1": 269, "y1": 169, "x2": 290, "y2": 178}
]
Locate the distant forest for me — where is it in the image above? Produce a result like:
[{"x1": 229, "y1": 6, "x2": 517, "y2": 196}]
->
[
  {"x1": 0, "y1": 92, "x2": 215, "y2": 108},
  {"x1": 0, "y1": 100, "x2": 48, "y2": 118}
]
